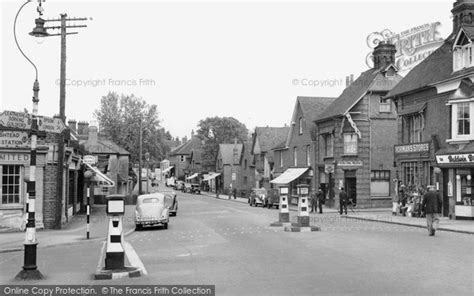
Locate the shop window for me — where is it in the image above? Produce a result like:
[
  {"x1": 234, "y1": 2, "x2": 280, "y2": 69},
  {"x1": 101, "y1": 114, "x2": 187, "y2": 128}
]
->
[
  {"x1": 1, "y1": 165, "x2": 22, "y2": 205},
  {"x1": 343, "y1": 133, "x2": 358, "y2": 155},
  {"x1": 323, "y1": 134, "x2": 334, "y2": 157}
]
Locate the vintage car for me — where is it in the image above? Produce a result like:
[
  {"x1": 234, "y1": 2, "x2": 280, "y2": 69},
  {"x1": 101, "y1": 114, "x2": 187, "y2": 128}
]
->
[
  {"x1": 183, "y1": 183, "x2": 193, "y2": 193},
  {"x1": 191, "y1": 184, "x2": 201, "y2": 194},
  {"x1": 165, "y1": 177, "x2": 176, "y2": 187},
  {"x1": 264, "y1": 189, "x2": 279, "y2": 209},
  {"x1": 135, "y1": 193, "x2": 170, "y2": 230},
  {"x1": 175, "y1": 180, "x2": 185, "y2": 191},
  {"x1": 249, "y1": 188, "x2": 267, "y2": 207}
]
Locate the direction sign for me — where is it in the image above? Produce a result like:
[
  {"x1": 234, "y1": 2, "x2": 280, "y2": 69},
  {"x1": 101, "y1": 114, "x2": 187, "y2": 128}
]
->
[
  {"x1": 38, "y1": 116, "x2": 66, "y2": 133},
  {"x1": 0, "y1": 131, "x2": 30, "y2": 148},
  {"x1": 0, "y1": 111, "x2": 31, "y2": 129},
  {"x1": 0, "y1": 111, "x2": 66, "y2": 134}
]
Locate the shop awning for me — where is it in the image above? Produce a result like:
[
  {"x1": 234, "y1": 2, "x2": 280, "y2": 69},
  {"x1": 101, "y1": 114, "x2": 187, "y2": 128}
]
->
[
  {"x1": 270, "y1": 168, "x2": 309, "y2": 185},
  {"x1": 186, "y1": 173, "x2": 199, "y2": 180},
  {"x1": 162, "y1": 166, "x2": 174, "y2": 174},
  {"x1": 84, "y1": 163, "x2": 115, "y2": 187},
  {"x1": 202, "y1": 173, "x2": 221, "y2": 182}
]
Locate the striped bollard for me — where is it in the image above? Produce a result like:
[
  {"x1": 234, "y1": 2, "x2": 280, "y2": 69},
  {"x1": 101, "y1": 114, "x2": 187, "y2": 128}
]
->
[
  {"x1": 270, "y1": 186, "x2": 291, "y2": 227},
  {"x1": 86, "y1": 186, "x2": 90, "y2": 239},
  {"x1": 285, "y1": 184, "x2": 320, "y2": 232}
]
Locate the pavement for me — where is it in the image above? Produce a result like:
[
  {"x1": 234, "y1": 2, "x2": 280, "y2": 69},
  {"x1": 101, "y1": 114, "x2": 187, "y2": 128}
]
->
[
  {"x1": 0, "y1": 204, "x2": 136, "y2": 253},
  {"x1": 200, "y1": 190, "x2": 474, "y2": 235}
]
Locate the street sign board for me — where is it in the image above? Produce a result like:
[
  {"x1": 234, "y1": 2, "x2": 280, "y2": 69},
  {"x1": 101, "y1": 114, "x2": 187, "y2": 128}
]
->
[
  {"x1": 83, "y1": 155, "x2": 97, "y2": 165},
  {"x1": 38, "y1": 116, "x2": 66, "y2": 133},
  {"x1": 0, "y1": 111, "x2": 66, "y2": 134},
  {"x1": 0, "y1": 111, "x2": 31, "y2": 129},
  {"x1": 0, "y1": 131, "x2": 30, "y2": 148}
]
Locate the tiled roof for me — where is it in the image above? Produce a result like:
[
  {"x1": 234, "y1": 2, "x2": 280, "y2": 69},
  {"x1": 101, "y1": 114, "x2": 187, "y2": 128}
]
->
[
  {"x1": 80, "y1": 138, "x2": 130, "y2": 155},
  {"x1": 169, "y1": 136, "x2": 203, "y2": 156},
  {"x1": 190, "y1": 148, "x2": 202, "y2": 163},
  {"x1": 272, "y1": 139, "x2": 288, "y2": 151},
  {"x1": 297, "y1": 96, "x2": 337, "y2": 123},
  {"x1": 219, "y1": 143, "x2": 243, "y2": 165},
  {"x1": 254, "y1": 127, "x2": 290, "y2": 153},
  {"x1": 317, "y1": 67, "x2": 402, "y2": 122},
  {"x1": 385, "y1": 35, "x2": 461, "y2": 98}
]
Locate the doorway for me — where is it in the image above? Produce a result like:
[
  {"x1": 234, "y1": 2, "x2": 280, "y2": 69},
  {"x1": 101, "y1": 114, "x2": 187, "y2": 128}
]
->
[{"x1": 344, "y1": 170, "x2": 357, "y2": 204}]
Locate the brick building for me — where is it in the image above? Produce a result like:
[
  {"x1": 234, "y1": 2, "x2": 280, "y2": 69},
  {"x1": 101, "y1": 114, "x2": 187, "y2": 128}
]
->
[
  {"x1": 271, "y1": 96, "x2": 335, "y2": 204},
  {"x1": 168, "y1": 136, "x2": 203, "y2": 180},
  {"x1": 385, "y1": 0, "x2": 474, "y2": 219},
  {"x1": 315, "y1": 42, "x2": 402, "y2": 208},
  {"x1": 251, "y1": 127, "x2": 289, "y2": 190}
]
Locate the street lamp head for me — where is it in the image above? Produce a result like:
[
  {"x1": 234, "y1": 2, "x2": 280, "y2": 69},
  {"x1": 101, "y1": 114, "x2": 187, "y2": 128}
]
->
[{"x1": 29, "y1": 17, "x2": 49, "y2": 38}]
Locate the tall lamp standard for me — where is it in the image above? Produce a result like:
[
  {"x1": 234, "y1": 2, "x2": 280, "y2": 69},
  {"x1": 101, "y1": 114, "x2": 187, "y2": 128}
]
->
[
  {"x1": 145, "y1": 152, "x2": 150, "y2": 194},
  {"x1": 13, "y1": 0, "x2": 46, "y2": 281},
  {"x1": 29, "y1": 8, "x2": 87, "y2": 228}
]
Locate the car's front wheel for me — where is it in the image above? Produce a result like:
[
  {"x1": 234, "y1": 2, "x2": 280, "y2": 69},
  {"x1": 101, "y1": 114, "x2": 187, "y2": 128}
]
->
[
  {"x1": 163, "y1": 222, "x2": 168, "y2": 230},
  {"x1": 135, "y1": 224, "x2": 142, "y2": 231}
]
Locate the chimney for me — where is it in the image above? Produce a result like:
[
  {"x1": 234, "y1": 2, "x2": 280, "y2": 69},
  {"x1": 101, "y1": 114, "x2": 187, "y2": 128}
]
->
[
  {"x1": 350, "y1": 74, "x2": 354, "y2": 84},
  {"x1": 88, "y1": 124, "x2": 98, "y2": 144},
  {"x1": 191, "y1": 129, "x2": 195, "y2": 138},
  {"x1": 345, "y1": 76, "x2": 350, "y2": 88},
  {"x1": 372, "y1": 41, "x2": 396, "y2": 70},
  {"x1": 452, "y1": 0, "x2": 474, "y2": 34},
  {"x1": 77, "y1": 121, "x2": 89, "y2": 136},
  {"x1": 67, "y1": 119, "x2": 77, "y2": 132}
]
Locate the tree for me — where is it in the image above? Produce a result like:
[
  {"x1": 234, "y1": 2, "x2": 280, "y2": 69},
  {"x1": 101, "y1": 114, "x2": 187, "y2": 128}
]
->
[
  {"x1": 196, "y1": 116, "x2": 249, "y2": 171},
  {"x1": 94, "y1": 92, "x2": 172, "y2": 164}
]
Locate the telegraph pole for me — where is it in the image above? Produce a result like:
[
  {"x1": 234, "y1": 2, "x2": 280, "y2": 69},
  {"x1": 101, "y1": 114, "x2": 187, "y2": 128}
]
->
[{"x1": 42, "y1": 14, "x2": 87, "y2": 228}]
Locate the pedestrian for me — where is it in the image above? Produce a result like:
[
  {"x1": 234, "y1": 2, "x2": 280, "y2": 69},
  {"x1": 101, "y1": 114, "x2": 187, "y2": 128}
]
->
[
  {"x1": 339, "y1": 187, "x2": 348, "y2": 215},
  {"x1": 422, "y1": 185, "x2": 442, "y2": 236},
  {"x1": 392, "y1": 189, "x2": 400, "y2": 216},
  {"x1": 316, "y1": 186, "x2": 325, "y2": 214},
  {"x1": 309, "y1": 189, "x2": 317, "y2": 213},
  {"x1": 228, "y1": 184, "x2": 233, "y2": 200}
]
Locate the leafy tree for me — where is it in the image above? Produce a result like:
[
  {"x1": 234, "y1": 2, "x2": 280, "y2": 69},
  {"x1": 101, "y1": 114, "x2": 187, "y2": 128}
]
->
[
  {"x1": 94, "y1": 92, "x2": 172, "y2": 164},
  {"x1": 196, "y1": 116, "x2": 249, "y2": 171}
]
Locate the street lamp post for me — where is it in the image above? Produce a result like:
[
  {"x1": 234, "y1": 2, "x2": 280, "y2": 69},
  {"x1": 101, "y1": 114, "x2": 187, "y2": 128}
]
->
[
  {"x1": 13, "y1": 0, "x2": 45, "y2": 281},
  {"x1": 145, "y1": 152, "x2": 150, "y2": 194}
]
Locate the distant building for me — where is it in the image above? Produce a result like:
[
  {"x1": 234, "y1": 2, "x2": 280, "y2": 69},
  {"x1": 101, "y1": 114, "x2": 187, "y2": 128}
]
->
[{"x1": 168, "y1": 136, "x2": 203, "y2": 180}]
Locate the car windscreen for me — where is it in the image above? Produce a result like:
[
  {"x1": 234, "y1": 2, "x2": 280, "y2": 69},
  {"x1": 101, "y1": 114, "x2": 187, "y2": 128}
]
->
[{"x1": 142, "y1": 197, "x2": 163, "y2": 204}]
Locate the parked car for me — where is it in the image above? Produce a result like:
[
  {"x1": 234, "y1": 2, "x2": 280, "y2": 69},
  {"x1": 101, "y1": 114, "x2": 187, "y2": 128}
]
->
[
  {"x1": 165, "y1": 177, "x2": 176, "y2": 187},
  {"x1": 135, "y1": 193, "x2": 170, "y2": 230},
  {"x1": 249, "y1": 188, "x2": 266, "y2": 207},
  {"x1": 264, "y1": 189, "x2": 279, "y2": 209},
  {"x1": 183, "y1": 183, "x2": 193, "y2": 193},
  {"x1": 191, "y1": 184, "x2": 201, "y2": 194},
  {"x1": 159, "y1": 188, "x2": 178, "y2": 216},
  {"x1": 175, "y1": 180, "x2": 185, "y2": 191}
]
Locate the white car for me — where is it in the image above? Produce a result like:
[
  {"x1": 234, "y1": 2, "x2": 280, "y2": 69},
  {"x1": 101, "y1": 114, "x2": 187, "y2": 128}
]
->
[{"x1": 135, "y1": 193, "x2": 170, "y2": 230}]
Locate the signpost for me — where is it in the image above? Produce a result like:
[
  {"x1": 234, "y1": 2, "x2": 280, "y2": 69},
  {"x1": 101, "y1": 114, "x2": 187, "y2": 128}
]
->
[
  {"x1": 0, "y1": 131, "x2": 30, "y2": 148},
  {"x1": 0, "y1": 111, "x2": 66, "y2": 134}
]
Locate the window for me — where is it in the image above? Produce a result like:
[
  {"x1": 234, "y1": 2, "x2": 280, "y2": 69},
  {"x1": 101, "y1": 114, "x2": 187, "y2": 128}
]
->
[
  {"x1": 379, "y1": 97, "x2": 391, "y2": 113},
  {"x1": 453, "y1": 31, "x2": 473, "y2": 71},
  {"x1": 299, "y1": 117, "x2": 303, "y2": 135},
  {"x1": 457, "y1": 102, "x2": 470, "y2": 135},
  {"x1": 279, "y1": 151, "x2": 283, "y2": 167},
  {"x1": 323, "y1": 134, "x2": 334, "y2": 157},
  {"x1": 180, "y1": 155, "x2": 186, "y2": 162},
  {"x1": 293, "y1": 147, "x2": 297, "y2": 167},
  {"x1": 371, "y1": 170, "x2": 390, "y2": 181},
  {"x1": 244, "y1": 159, "x2": 247, "y2": 169},
  {"x1": 407, "y1": 114, "x2": 423, "y2": 143},
  {"x1": 243, "y1": 176, "x2": 248, "y2": 185},
  {"x1": 450, "y1": 101, "x2": 474, "y2": 141},
  {"x1": 371, "y1": 170, "x2": 390, "y2": 197},
  {"x1": 1, "y1": 165, "x2": 22, "y2": 205},
  {"x1": 306, "y1": 145, "x2": 311, "y2": 166},
  {"x1": 343, "y1": 133, "x2": 358, "y2": 155}
]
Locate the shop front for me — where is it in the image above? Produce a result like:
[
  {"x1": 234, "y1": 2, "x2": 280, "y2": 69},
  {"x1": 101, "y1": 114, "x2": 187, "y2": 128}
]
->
[
  {"x1": 270, "y1": 167, "x2": 311, "y2": 205},
  {"x1": 436, "y1": 153, "x2": 474, "y2": 220},
  {"x1": 394, "y1": 142, "x2": 433, "y2": 192}
]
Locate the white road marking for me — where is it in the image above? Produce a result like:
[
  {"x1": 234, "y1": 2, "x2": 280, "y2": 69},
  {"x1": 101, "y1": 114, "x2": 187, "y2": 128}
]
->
[{"x1": 123, "y1": 241, "x2": 148, "y2": 276}]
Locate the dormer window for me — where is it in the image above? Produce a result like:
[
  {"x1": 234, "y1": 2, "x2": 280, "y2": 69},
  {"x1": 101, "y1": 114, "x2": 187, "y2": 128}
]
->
[{"x1": 453, "y1": 28, "x2": 474, "y2": 71}]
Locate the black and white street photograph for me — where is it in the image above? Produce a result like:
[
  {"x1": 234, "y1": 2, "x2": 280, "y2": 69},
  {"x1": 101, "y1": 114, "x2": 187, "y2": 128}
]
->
[{"x1": 0, "y1": 0, "x2": 473, "y2": 295}]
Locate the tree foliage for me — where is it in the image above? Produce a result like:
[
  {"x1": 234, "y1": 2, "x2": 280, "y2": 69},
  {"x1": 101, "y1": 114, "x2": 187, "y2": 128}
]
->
[
  {"x1": 94, "y1": 92, "x2": 172, "y2": 165},
  {"x1": 196, "y1": 117, "x2": 249, "y2": 171}
]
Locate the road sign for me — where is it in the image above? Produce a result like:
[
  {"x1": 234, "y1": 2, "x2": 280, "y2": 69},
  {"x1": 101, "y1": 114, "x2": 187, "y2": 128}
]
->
[
  {"x1": 38, "y1": 116, "x2": 66, "y2": 133},
  {"x1": 83, "y1": 155, "x2": 97, "y2": 165},
  {"x1": 0, "y1": 131, "x2": 30, "y2": 148},
  {"x1": 0, "y1": 111, "x2": 31, "y2": 129}
]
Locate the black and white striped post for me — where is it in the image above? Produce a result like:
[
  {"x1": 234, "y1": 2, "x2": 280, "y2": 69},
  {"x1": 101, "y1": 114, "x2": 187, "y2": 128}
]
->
[{"x1": 83, "y1": 168, "x2": 94, "y2": 239}]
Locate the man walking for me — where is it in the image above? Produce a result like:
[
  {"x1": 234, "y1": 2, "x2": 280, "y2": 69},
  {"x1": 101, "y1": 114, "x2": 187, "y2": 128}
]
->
[
  {"x1": 339, "y1": 187, "x2": 348, "y2": 215},
  {"x1": 316, "y1": 186, "x2": 325, "y2": 214},
  {"x1": 422, "y1": 185, "x2": 442, "y2": 236}
]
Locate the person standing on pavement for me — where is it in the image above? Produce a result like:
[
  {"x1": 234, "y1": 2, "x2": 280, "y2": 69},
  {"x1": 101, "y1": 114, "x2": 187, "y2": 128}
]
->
[
  {"x1": 228, "y1": 183, "x2": 233, "y2": 200},
  {"x1": 422, "y1": 185, "x2": 442, "y2": 236},
  {"x1": 392, "y1": 189, "x2": 400, "y2": 216},
  {"x1": 339, "y1": 187, "x2": 348, "y2": 215},
  {"x1": 316, "y1": 186, "x2": 325, "y2": 214},
  {"x1": 309, "y1": 189, "x2": 317, "y2": 213}
]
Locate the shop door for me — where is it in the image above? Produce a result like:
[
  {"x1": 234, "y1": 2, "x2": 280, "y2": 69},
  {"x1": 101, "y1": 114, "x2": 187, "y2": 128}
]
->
[{"x1": 345, "y1": 177, "x2": 357, "y2": 204}]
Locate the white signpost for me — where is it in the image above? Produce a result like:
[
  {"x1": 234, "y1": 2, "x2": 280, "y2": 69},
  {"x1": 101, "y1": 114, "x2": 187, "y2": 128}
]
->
[
  {"x1": 0, "y1": 111, "x2": 66, "y2": 134},
  {"x1": 83, "y1": 155, "x2": 97, "y2": 165},
  {"x1": 0, "y1": 131, "x2": 30, "y2": 148},
  {"x1": 38, "y1": 116, "x2": 66, "y2": 134}
]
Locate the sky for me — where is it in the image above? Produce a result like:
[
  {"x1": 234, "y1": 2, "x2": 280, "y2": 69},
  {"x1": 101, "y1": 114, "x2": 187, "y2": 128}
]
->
[{"x1": 1, "y1": 0, "x2": 453, "y2": 139}]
